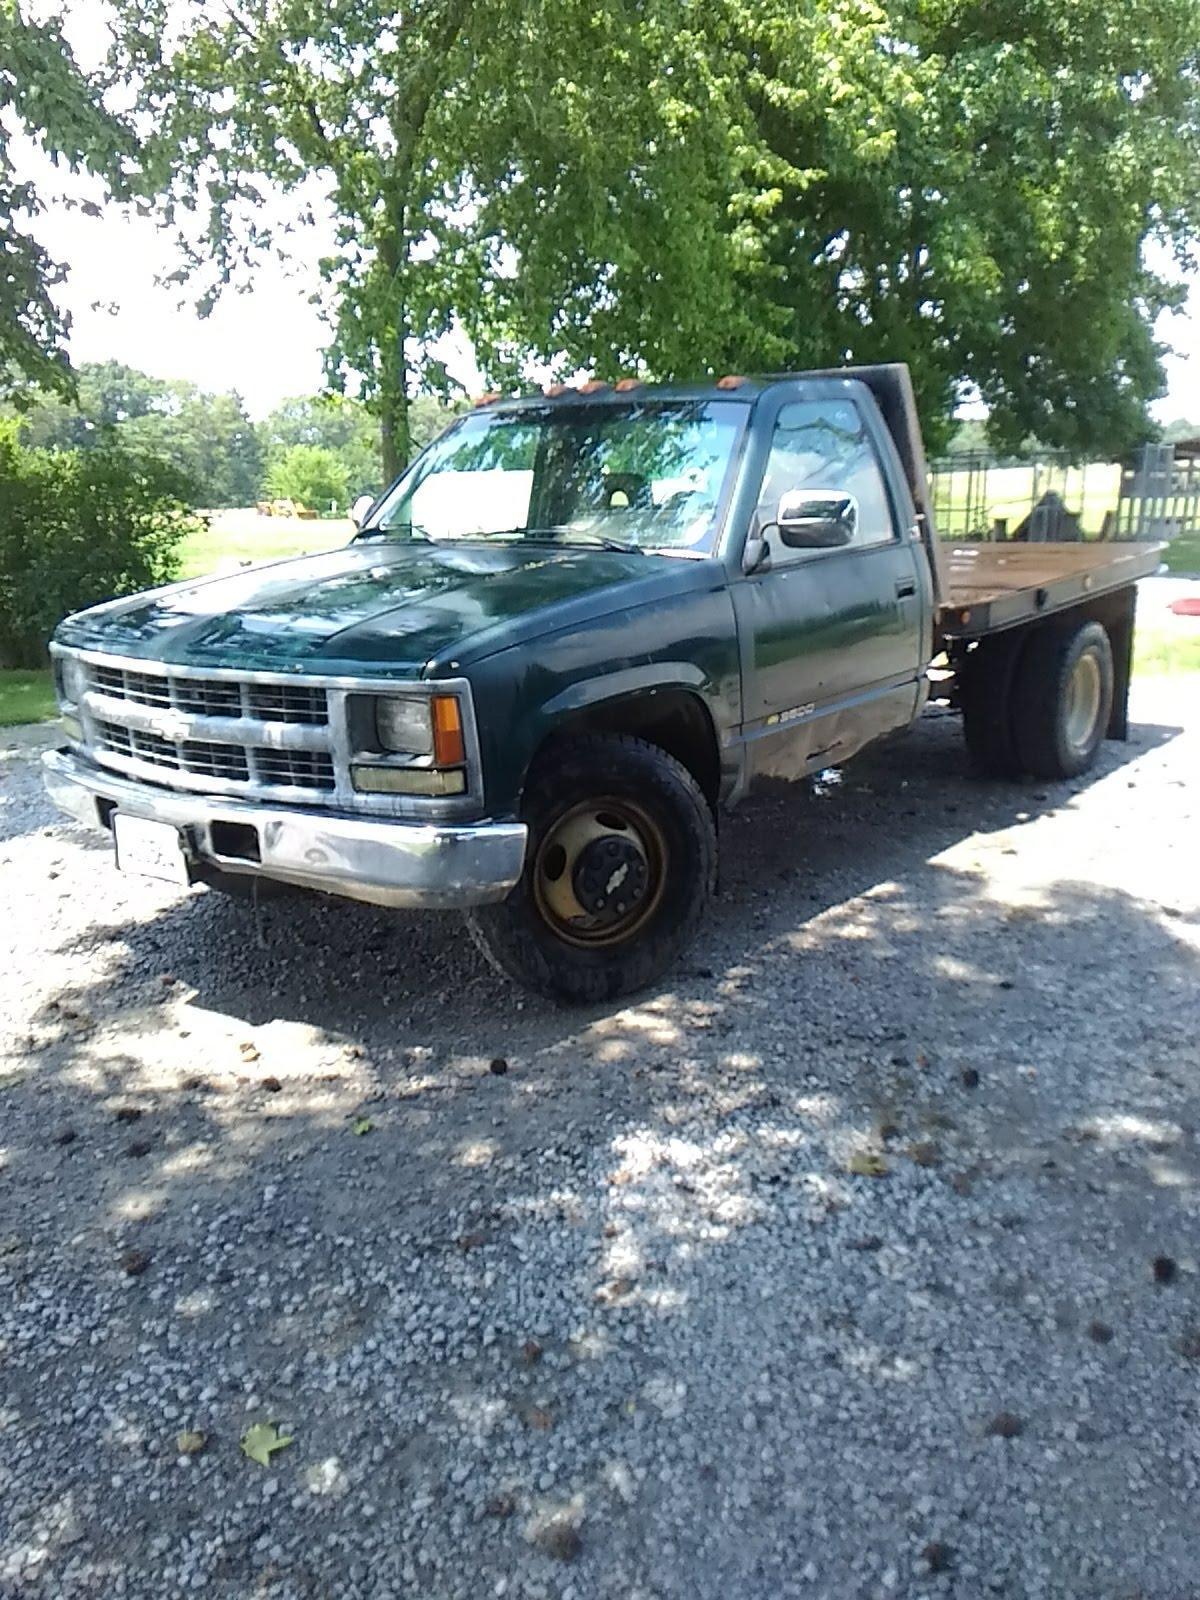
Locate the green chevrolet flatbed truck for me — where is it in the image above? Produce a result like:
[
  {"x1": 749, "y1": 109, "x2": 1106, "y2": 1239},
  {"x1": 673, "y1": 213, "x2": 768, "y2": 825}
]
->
[{"x1": 44, "y1": 365, "x2": 1161, "y2": 1000}]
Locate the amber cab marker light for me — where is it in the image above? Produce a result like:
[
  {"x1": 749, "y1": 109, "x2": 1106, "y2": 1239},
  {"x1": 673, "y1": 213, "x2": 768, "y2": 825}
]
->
[
  {"x1": 614, "y1": 377, "x2": 643, "y2": 392},
  {"x1": 473, "y1": 390, "x2": 501, "y2": 407},
  {"x1": 431, "y1": 694, "x2": 466, "y2": 767},
  {"x1": 578, "y1": 378, "x2": 610, "y2": 395},
  {"x1": 716, "y1": 374, "x2": 747, "y2": 390},
  {"x1": 544, "y1": 382, "x2": 570, "y2": 397}
]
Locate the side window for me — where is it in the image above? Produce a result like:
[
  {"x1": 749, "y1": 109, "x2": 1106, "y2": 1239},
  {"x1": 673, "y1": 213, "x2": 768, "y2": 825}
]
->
[{"x1": 757, "y1": 399, "x2": 896, "y2": 561}]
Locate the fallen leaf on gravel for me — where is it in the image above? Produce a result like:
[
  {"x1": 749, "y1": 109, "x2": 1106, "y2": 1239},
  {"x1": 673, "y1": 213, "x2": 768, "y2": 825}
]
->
[
  {"x1": 527, "y1": 1511, "x2": 581, "y2": 1561},
  {"x1": 847, "y1": 1151, "x2": 888, "y2": 1178},
  {"x1": 238, "y1": 1041, "x2": 260, "y2": 1063},
  {"x1": 609, "y1": 1167, "x2": 634, "y2": 1186},
  {"x1": 240, "y1": 1422, "x2": 293, "y2": 1466},
  {"x1": 950, "y1": 1173, "x2": 974, "y2": 1196},
  {"x1": 457, "y1": 1230, "x2": 487, "y2": 1252},
  {"x1": 521, "y1": 1339, "x2": 543, "y2": 1365},
  {"x1": 261, "y1": 1076, "x2": 282, "y2": 1093},
  {"x1": 124, "y1": 1140, "x2": 153, "y2": 1160},
  {"x1": 1153, "y1": 1256, "x2": 1178, "y2": 1285},
  {"x1": 960, "y1": 1068, "x2": 980, "y2": 1089},
  {"x1": 485, "y1": 1493, "x2": 515, "y2": 1518},
  {"x1": 986, "y1": 1411, "x2": 1023, "y2": 1439},
  {"x1": 595, "y1": 1277, "x2": 635, "y2": 1304},
  {"x1": 907, "y1": 1141, "x2": 939, "y2": 1168},
  {"x1": 53, "y1": 1128, "x2": 77, "y2": 1147},
  {"x1": 848, "y1": 1236, "x2": 884, "y2": 1253},
  {"x1": 922, "y1": 1541, "x2": 952, "y2": 1574},
  {"x1": 525, "y1": 1406, "x2": 554, "y2": 1431},
  {"x1": 176, "y1": 1430, "x2": 207, "y2": 1455},
  {"x1": 352, "y1": 1117, "x2": 374, "y2": 1136},
  {"x1": 113, "y1": 1106, "x2": 143, "y2": 1123},
  {"x1": 1088, "y1": 1320, "x2": 1114, "y2": 1345},
  {"x1": 119, "y1": 1249, "x2": 151, "y2": 1277}
]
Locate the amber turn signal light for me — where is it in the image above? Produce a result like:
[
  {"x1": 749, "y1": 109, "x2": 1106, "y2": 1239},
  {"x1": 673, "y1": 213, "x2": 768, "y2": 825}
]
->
[{"x1": 431, "y1": 694, "x2": 465, "y2": 767}]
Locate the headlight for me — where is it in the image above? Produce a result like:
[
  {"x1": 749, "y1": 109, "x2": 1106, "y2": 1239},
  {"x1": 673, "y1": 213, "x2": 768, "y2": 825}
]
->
[
  {"x1": 59, "y1": 654, "x2": 88, "y2": 708},
  {"x1": 375, "y1": 696, "x2": 433, "y2": 755}
]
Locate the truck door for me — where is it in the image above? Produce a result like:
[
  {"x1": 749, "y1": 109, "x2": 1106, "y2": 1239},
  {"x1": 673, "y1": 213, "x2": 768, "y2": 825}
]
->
[{"x1": 730, "y1": 388, "x2": 928, "y2": 780}]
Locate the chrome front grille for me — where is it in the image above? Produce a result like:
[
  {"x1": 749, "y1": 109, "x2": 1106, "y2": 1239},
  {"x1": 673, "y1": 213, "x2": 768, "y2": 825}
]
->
[
  {"x1": 87, "y1": 662, "x2": 327, "y2": 725},
  {"x1": 68, "y1": 655, "x2": 342, "y2": 804},
  {"x1": 53, "y1": 647, "x2": 483, "y2": 819}
]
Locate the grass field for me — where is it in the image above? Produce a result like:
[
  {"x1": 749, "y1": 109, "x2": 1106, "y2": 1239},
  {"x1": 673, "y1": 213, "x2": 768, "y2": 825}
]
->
[
  {"x1": 0, "y1": 670, "x2": 56, "y2": 727},
  {"x1": 180, "y1": 509, "x2": 351, "y2": 579}
]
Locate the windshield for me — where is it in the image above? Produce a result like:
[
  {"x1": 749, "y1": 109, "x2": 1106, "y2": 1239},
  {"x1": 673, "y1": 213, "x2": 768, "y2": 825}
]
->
[{"x1": 364, "y1": 399, "x2": 746, "y2": 554}]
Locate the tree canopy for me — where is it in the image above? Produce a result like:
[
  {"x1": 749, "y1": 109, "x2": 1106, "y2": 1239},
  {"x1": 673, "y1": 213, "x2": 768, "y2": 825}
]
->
[
  {"x1": 12, "y1": 361, "x2": 262, "y2": 507},
  {"x1": 0, "y1": 2, "x2": 126, "y2": 403},
  {"x1": 14, "y1": 0, "x2": 1200, "y2": 466}
]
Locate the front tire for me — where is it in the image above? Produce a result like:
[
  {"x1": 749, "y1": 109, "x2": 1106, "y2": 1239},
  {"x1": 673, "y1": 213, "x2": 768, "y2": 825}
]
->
[{"x1": 466, "y1": 734, "x2": 717, "y2": 1002}]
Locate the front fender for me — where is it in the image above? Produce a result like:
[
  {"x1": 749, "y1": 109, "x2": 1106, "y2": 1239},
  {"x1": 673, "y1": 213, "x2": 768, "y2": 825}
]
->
[{"x1": 463, "y1": 586, "x2": 742, "y2": 815}]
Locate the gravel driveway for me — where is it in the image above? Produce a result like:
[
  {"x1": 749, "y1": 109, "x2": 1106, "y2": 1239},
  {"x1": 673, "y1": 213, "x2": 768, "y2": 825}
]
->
[{"x1": 1, "y1": 677, "x2": 1197, "y2": 1600}]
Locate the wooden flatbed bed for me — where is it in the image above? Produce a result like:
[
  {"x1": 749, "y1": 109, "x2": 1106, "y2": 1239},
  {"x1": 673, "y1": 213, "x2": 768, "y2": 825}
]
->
[{"x1": 935, "y1": 541, "x2": 1165, "y2": 641}]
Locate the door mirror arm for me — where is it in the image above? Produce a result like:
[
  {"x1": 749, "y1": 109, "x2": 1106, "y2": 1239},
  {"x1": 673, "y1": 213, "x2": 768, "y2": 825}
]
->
[{"x1": 742, "y1": 511, "x2": 772, "y2": 575}]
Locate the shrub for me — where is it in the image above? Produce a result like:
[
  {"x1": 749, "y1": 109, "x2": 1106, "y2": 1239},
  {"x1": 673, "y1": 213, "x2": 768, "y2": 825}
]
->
[
  {"x1": 0, "y1": 425, "x2": 198, "y2": 667},
  {"x1": 264, "y1": 443, "x2": 349, "y2": 513}
]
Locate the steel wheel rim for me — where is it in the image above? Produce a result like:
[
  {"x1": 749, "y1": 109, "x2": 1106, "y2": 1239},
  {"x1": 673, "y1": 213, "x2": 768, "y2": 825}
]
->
[
  {"x1": 1064, "y1": 649, "x2": 1103, "y2": 752},
  {"x1": 532, "y1": 797, "x2": 667, "y2": 948}
]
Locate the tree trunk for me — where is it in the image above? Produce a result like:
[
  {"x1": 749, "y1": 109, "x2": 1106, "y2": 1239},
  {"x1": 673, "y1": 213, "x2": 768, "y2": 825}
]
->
[{"x1": 379, "y1": 380, "x2": 411, "y2": 485}]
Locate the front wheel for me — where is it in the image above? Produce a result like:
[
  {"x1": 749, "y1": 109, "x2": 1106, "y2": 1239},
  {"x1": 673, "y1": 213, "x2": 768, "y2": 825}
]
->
[{"x1": 466, "y1": 734, "x2": 717, "y2": 1002}]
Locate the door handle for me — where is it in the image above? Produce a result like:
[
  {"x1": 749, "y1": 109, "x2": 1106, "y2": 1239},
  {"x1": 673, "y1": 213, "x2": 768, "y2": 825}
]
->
[{"x1": 895, "y1": 578, "x2": 917, "y2": 599}]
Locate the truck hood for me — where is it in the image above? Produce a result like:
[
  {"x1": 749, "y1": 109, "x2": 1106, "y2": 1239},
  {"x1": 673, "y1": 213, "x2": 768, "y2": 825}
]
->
[{"x1": 55, "y1": 540, "x2": 720, "y2": 675}]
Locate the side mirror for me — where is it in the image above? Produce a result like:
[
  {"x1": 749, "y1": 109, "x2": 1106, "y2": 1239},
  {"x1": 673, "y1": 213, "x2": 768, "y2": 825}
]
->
[
  {"x1": 776, "y1": 490, "x2": 857, "y2": 549},
  {"x1": 350, "y1": 493, "x2": 376, "y2": 529}
]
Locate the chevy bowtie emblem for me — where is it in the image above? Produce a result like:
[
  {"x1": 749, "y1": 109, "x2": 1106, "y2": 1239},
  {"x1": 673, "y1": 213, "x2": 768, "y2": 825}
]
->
[{"x1": 144, "y1": 711, "x2": 191, "y2": 741}]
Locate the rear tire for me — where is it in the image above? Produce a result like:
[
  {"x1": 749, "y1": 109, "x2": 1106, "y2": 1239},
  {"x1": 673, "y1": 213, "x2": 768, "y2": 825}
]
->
[
  {"x1": 1012, "y1": 619, "x2": 1113, "y2": 780},
  {"x1": 466, "y1": 734, "x2": 716, "y2": 1002}
]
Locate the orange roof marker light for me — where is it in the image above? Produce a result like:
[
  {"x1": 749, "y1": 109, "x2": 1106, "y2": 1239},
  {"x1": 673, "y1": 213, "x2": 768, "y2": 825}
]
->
[
  {"x1": 614, "y1": 377, "x2": 643, "y2": 392},
  {"x1": 577, "y1": 379, "x2": 611, "y2": 395},
  {"x1": 473, "y1": 391, "x2": 502, "y2": 407},
  {"x1": 716, "y1": 374, "x2": 748, "y2": 390},
  {"x1": 543, "y1": 383, "x2": 570, "y2": 397}
]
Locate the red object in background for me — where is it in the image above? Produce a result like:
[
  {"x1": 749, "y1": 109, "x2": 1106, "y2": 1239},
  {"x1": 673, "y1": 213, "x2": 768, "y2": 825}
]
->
[{"x1": 1169, "y1": 598, "x2": 1200, "y2": 617}]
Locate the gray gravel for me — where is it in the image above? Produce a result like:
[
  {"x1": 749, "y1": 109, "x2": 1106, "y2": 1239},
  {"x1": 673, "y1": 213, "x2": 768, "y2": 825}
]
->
[{"x1": 1, "y1": 678, "x2": 1198, "y2": 1600}]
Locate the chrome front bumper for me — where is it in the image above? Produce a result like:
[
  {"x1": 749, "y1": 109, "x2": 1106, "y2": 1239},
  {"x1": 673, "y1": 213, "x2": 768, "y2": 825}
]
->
[{"x1": 42, "y1": 747, "x2": 527, "y2": 910}]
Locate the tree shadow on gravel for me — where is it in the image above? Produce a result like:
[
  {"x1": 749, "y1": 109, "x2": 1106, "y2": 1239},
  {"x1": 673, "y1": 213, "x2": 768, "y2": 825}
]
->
[{"x1": 3, "y1": 707, "x2": 1198, "y2": 1599}]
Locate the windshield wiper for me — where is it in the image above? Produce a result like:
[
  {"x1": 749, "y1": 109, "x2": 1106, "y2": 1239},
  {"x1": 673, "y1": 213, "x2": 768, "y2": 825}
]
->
[
  {"x1": 475, "y1": 527, "x2": 642, "y2": 555},
  {"x1": 355, "y1": 521, "x2": 434, "y2": 543}
]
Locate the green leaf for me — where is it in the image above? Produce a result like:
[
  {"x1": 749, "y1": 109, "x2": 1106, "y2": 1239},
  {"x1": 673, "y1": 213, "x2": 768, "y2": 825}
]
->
[
  {"x1": 240, "y1": 1422, "x2": 294, "y2": 1466},
  {"x1": 352, "y1": 1117, "x2": 374, "y2": 1136}
]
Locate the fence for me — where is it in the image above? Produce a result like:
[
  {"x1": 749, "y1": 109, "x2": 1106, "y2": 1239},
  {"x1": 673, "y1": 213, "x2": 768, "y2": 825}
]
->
[{"x1": 929, "y1": 444, "x2": 1200, "y2": 544}]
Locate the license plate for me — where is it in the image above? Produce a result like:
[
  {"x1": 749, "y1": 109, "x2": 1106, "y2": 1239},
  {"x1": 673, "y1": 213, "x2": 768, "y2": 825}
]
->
[{"x1": 113, "y1": 813, "x2": 189, "y2": 888}]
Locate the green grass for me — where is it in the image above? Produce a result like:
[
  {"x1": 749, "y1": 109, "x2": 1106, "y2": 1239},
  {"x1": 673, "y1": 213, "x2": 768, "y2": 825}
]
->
[
  {"x1": 179, "y1": 509, "x2": 351, "y2": 581},
  {"x1": 0, "y1": 669, "x2": 56, "y2": 727},
  {"x1": 1134, "y1": 628, "x2": 1200, "y2": 677},
  {"x1": 1161, "y1": 531, "x2": 1200, "y2": 576}
]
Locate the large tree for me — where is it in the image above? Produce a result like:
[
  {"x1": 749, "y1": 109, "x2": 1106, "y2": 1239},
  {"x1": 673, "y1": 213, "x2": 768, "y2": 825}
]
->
[
  {"x1": 108, "y1": 0, "x2": 1199, "y2": 465},
  {"x1": 108, "y1": 0, "x2": 740, "y2": 479}
]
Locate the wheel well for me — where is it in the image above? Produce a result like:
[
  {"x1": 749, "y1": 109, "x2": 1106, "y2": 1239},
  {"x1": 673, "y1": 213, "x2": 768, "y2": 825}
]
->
[{"x1": 529, "y1": 690, "x2": 722, "y2": 812}]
